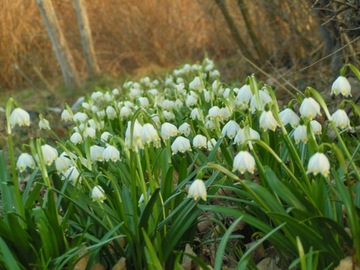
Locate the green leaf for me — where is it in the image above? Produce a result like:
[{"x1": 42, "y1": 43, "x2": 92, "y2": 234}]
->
[
  {"x1": 0, "y1": 236, "x2": 21, "y2": 270},
  {"x1": 214, "y1": 217, "x2": 243, "y2": 269},
  {"x1": 142, "y1": 229, "x2": 163, "y2": 270},
  {"x1": 264, "y1": 166, "x2": 306, "y2": 210}
]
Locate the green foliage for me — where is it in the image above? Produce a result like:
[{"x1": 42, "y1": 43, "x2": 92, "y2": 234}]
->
[{"x1": 1, "y1": 59, "x2": 360, "y2": 269}]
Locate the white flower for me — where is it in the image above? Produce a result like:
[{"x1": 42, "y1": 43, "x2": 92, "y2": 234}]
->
[
  {"x1": 299, "y1": 97, "x2": 321, "y2": 120},
  {"x1": 90, "y1": 145, "x2": 105, "y2": 162},
  {"x1": 234, "y1": 126, "x2": 260, "y2": 145},
  {"x1": 220, "y1": 107, "x2": 231, "y2": 121},
  {"x1": 161, "y1": 122, "x2": 178, "y2": 140},
  {"x1": 112, "y1": 88, "x2": 119, "y2": 96},
  {"x1": 307, "y1": 152, "x2": 330, "y2": 177},
  {"x1": 141, "y1": 123, "x2": 160, "y2": 146},
  {"x1": 73, "y1": 112, "x2": 88, "y2": 122},
  {"x1": 17, "y1": 153, "x2": 35, "y2": 172},
  {"x1": 91, "y1": 185, "x2": 106, "y2": 202},
  {"x1": 259, "y1": 110, "x2": 278, "y2": 131},
  {"x1": 55, "y1": 154, "x2": 72, "y2": 173},
  {"x1": 120, "y1": 106, "x2": 132, "y2": 118},
  {"x1": 61, "y1": 109, "x2": 73, "y2": 122},
  {"x1": 163, "y1": 110, "x2": 175, "y2": 121},
  {"x1": 125, "y1": 120, "x2": 143, "y2": 150},
  {"x1": 222, "y1": 120, "x2": 240, "y2": 139},
  {"x1": 171, "y1": 136, "x2": 191, "y2": 154},
  {"x1": 103, "y1": 145, "x2": 120, "y2": 162},
  {"x1": 70, "y1": 132, "x2": 83, "y2": 144},
  {"x1": 189, "y1": 76, "x2": 203, "y2": 92},
  {"x1": 310, "y1": 120, "x2": 322, "y2": 135},
  {"x1": 234, "y1": 84, "x2": 253, "y2": 109},
  {"x1": 162, "y1": 99, "x2": 175, "y2": 110},
  {"x1": 190, "y1": 108, "x2": 201, "y2": 120},
  {"x1": 193, "y1": 134, "x2": 207, "y2": 148},
  {"x1": 83, "y1": 127, "x2": 96, "y2": 138},
  {"x1": 279, "y1": 108, "x2": 300, "y2": 128},
  {"x1": 41, "y1": 144, "x2": 58, "y2": 166},
  {"x1": 250, "y1": 89, "x2": 272, "y2": 113},
  {"x1": 39, "y1": 116, "x2": 51, "y2": 130},
  {"x1": 293, "y1": 125, "x2": 308, "y2": 144},
  {"x1": 208, "y1": 106, "x2": 222, "y2": 119},
  {"x1": 91, "y1": 105, "x2": 99, "y2": 113},
  {"x1": 207, "y1": 138, "x2": 217, "y2": 151},
  {"x1": 10, "y1": 108, "x2": 30, "y2": 128},
  {"x1": 331, "y1": 76, "x2": 351, "y2": 97},
  {"x1": 331, "y1": 109, "x2": 350, "y2": 129},
  {"x1": 233, "y1": 151, "x2": 256, "y2": 174},
  {"x1": 187, "y1": 179, "x2": 207, "y2": 201},
  {"x1": 63, "y1": 166, "x2": 81, "y2": 184},
  {"x1": 91, "y1": 91, "x2": 104, "y2": 102},
  {"x1": 100, "y1": 131, "x2": 112, "y2": 142},
  {"x1": 185, "y1": 94, "x2": 198, "y2": 107},
  {"x1": 204, "y1": 118, "x2": 215, "y2": 130},
  {"x1": 106, "y1": 106, "x2": 117, "y2": 120},
  {"x1": 179, "y1": 122, "x2": 191, "y2": 137},
  {"x1": 138, "y1": 97, "x2": 150, "y2": 108}
]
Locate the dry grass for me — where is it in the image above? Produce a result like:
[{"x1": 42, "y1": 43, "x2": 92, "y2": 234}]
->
[{"x1": 0, "y1": 0, "x2": 329, "y2": 93}]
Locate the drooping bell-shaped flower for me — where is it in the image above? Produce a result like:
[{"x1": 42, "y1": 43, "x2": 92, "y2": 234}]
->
[
  {"x1": 55, "y1": 154, "x2": 73, "y2": 174},
  {"x1": 106, "y1": 106, "x2": 117, "y2": 120},
  {"x1": 293, "y1": 125, "x2": 308, "y2": 144},
  {"x1": 233, "y1": 151, "x2": 256, "y2": 174},
  {"x1": 90, "y1": 145, "x2": 105, "y2": 162},
  {"x1": 279, "y1": 108, "x2": 300, "y2": 128},
  {"x1": 179, "y1": 122, "x2": 191, "y2": 137},
  {"x1": 38, "y1": 115, "x2": 51, "y2": 130},
  {"x1": 63, "y1": 166, "x2": 81, "y2": 184},
  {"x1": 187, "y1": 179, "x2": 207, "y2": 201},
  {"x1": 234, "y1": 84, "x2": 253, "y2": 109},
  {"x1": 310, "y1": 120, "x2": 322, "y2": 135},
  {"x1": 207, "y1": 138, "x2": 217, "y2": 151},
  {"x1": 100, "y1": 131, "x2": 112, "y2": 143},
  {"x1": 222, "y1": 120, "x2": 240, "y2": 139},
  {"x1": 234, "y1": 126, "x2": 260, "y2": 145},
  {"x1": 103, "y1": 145, "x2": 120, "y2": 162},
  {"x1": 250, "y1": 89, "x2": 272, "y2": 113},
  {"x1": 331, "y1": 109, "x2": 351, "y2": 129},
  {"x1": 41, "y1": 144, "x2": 58, "y2": 166},
  {"x1": 171, "y1": 136, "x2": 191, "y2": 155},
  {"x1": 61, "y1": 109, "x2": 73, "y2": 122},
  {"x1": 259, "y1": 110, "x2": 278, "y2": 131},
  {"x1": 141, "y1": 123, "x2": 160, "y2": 146},
  {"x1": 73, "y1": 112, "x2": 88, "y2": 123},
  {"x1": 193, "y1": 134, "x2": 207, "y2": 149},
  {"x1": 331, "y1": 76, "x2": 351, "y2": 97},
  {"x1": 17, "y1": 153, "x2": 36, "y2": 172},
  {"x1": 91, "y1": 185, "x2": 106, "y2": 202},
  {"x1": 299, "y1": 97, "x2": 321, "y2": 120},
  {"x1": 70, "y1": 132, "x2": 83, "y2": 144},
  {"x1": 307, "y1": 152, "x2": 330, "y2": 177},
  {"x1": 10, "y1": 108, "x2": 30, "y2": 128},
  {"x1": 125, "y1": 120, "x2": 144, "y2": 150},
  {"x1": 161, "y1": 122, "x2": 178, "y2": 140}
]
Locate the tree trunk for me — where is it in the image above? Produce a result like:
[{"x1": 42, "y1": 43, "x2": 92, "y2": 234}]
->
[
  {"x1": 236, "y1": 0, "x2": 269, "y2": 61},
  {"x1": 73, "y1": 0, "x2": 100, "y2": 78},
  {"x1": 36, "y1": 0, "x2": 80, "y2": 90},
  {"x1": 214, "y1": 0, "x2": 258, "y2": 65}
]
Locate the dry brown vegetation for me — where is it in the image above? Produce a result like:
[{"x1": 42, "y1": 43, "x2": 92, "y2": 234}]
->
[{"x1": 0, "y1": 0, "x2": 358, "y2": 93}]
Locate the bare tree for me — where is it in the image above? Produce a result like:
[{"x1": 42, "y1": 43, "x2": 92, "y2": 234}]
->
[
  {"x1": 36, "y1": 0, "x2": 80, "y2": 90},
  {"x1": 74, "y1": 0, "x2": 100, "y2": 78},
  {"x1": 214, "y1": 0, "x2": 258, "y2": 65}
]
